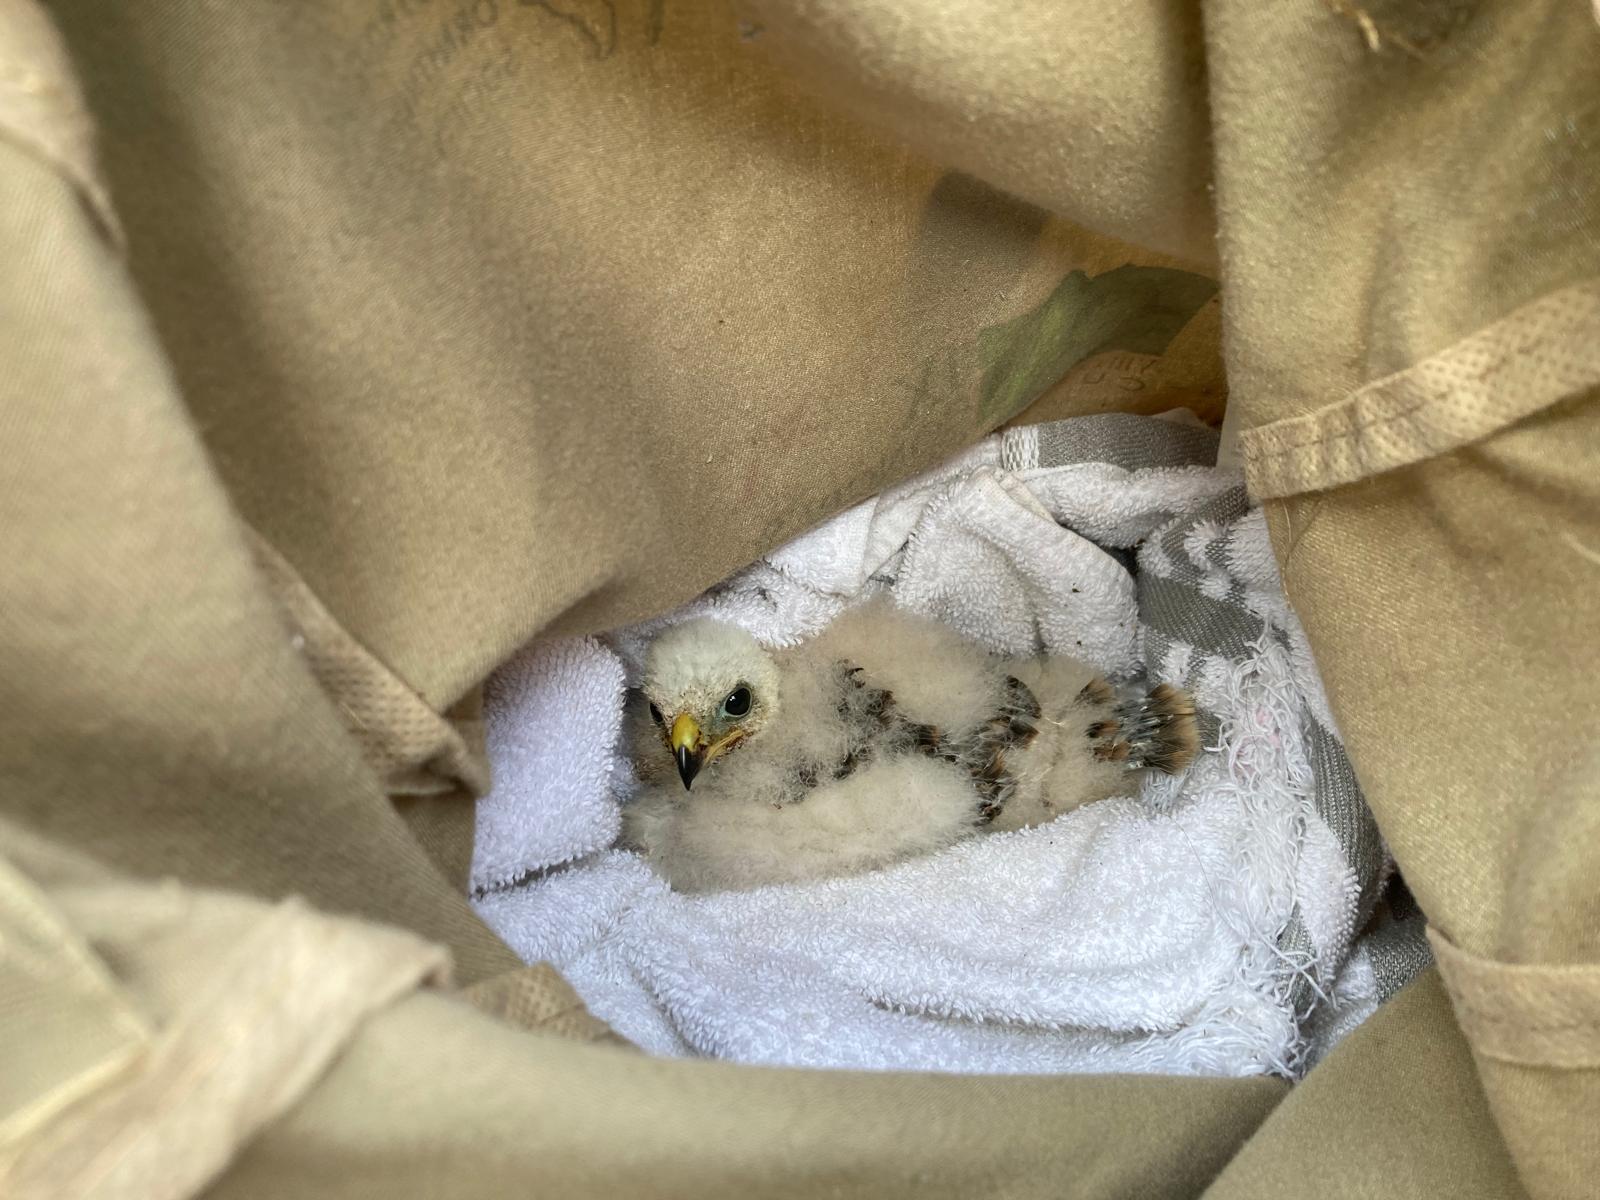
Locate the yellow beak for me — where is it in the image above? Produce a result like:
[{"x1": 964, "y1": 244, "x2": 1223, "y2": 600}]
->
[{"x1": 670, "y1": 713, "x2": 702, "y2": 790}]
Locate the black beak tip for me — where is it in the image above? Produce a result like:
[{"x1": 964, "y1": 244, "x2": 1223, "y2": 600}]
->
[{"x1": 676, "y1": 746, "x2": 699, "y2": 790}]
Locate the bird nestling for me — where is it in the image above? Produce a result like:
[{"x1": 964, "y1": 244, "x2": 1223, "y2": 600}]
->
[{"x1": 619, "y1": 602, "x2": 1198, "y2": 893}]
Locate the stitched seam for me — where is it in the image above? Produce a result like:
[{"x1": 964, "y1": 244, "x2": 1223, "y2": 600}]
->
[
  {"x1": 1247, "y1": 385, "x2": 1438, "y2": 459},
  {"x1": 1241, "y1": 281, "x2": 1600, "y2": 475},
  {"x1": 249, "y1": 529, "x2": 488, "y2": 794},
  {"x1": 1247, "y1": 327, "x2": 1575, "y2": 461}
]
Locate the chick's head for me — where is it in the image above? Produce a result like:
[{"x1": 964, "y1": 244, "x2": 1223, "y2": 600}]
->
[{"x1": 640, "y1": 619, "x2": 780, "y2": 790}]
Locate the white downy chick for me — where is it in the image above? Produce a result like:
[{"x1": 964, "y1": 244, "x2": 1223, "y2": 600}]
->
[{"x1": 620, "y1": 601, "x2": 1198, "y2": 893}]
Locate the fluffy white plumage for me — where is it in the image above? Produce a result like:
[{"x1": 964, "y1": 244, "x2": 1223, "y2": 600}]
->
[{"x1": 621, "y1": 601, "x2": 1197, "y2": 892}]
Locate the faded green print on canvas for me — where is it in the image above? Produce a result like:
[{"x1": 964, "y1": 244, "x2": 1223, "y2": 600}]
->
[{"x1": 976, "y1": 265, "x2": 1219, "y2": 423}]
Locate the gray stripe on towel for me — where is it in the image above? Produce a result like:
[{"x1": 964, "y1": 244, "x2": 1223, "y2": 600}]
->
[
  {"x1": 1366, "y1": 913, "x2": 1435, "y2": 1002},
  {"x1": 1303, "y1": 715, "x2": 1385, "y2": 925},
  {"x1": 1132, "y1": 476, "x2": 1386, "y2": 1042},
  {"x1": 1278, "y1": 910, "x2": 1319, "y2": 1019},
  {"x1": 1156, "y1": 487, "x2": 1251, "y2": 579},
  {"x1": 1139, "y1": 574, "x2": 1265, "y2": 662},
  {"x1": 1033, "y1": 414, "x2": 1221, "y2": 472}
]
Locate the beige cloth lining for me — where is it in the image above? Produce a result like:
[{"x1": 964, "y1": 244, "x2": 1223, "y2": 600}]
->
[
  {"x1": 1, "y1": 894, "x2": 447, "y2": 1200},
  {"x1": 0, "y1": 0, "x2": 119, "y2": 242},
  {"x1": 0, "y1": 861, "x2": 151, "y2": 1152}
]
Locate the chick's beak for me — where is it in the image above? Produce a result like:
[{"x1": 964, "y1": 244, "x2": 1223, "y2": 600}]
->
[{"x1": 670, "y1": 713, "x2": 703, "y2": 790}]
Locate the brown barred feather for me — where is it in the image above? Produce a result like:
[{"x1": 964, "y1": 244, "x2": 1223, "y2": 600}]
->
[{"x1": 1076, "y1": 677, "x2": 1115, "y2": 707}]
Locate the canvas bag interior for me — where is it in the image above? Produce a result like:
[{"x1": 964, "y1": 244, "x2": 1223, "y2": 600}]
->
[{"x1": 1, "y1": 1, "x2": 1597, "y2": 1198}]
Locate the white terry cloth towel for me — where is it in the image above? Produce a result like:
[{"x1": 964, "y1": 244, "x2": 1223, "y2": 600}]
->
[
  {"x1": 471, "y1": 636, "x2": 626, "y2": 890},
  {"x1": 473, "y1": 413, "x2": 1408, "y2": 1076}
]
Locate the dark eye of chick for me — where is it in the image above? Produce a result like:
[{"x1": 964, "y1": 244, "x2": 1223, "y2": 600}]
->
[
  {"x1": 648, "y1": 702, "x2": 664, "y2": 726},
  {"x1": 720, "y1": 685, "x2": 752, "y2": 718}
]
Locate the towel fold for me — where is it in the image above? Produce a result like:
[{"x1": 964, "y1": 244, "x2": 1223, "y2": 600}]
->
[{"x1": 474, "y1": 413, "x2": 1417, "y2": 1076}]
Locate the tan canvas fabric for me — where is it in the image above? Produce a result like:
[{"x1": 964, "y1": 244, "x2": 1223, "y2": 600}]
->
[
  {"x1": 1193, "y1": 3, "x2": 1600, "y2": 1194},
  {"x1": 1205, "y1": 0, "x2": 1600, "y2": 438},
  {"x1": 1429, "y1": 922, "x2": 1600, "y2": 1197},
  {"x1": 1206, "y1": 970, "x2": 1527, "y2": 1199},
  {"x1": 36, "y1": 0, "x2": 1225, "y2": 720},
  {"x1": 250, "y1": 533, "x2": 492, "y2": 798},
  {"x1": 1243, "y1": 281, "x2": 1600, "y2": 500},
  {"x1": 459, "y1": 963, "x2": 628, "y2": 1044},
  {"x1": 0, "y1": 14, "x2": 520, "y2": 986},
  {"x1": 739, "y1": 0, "x2": 1217, "y2": 267},
  {"x1": 390, "y1": 787, "x2": 483, "y2": 893},
  {"x1": 1253, "y1": 390, "x2": 1600, "y2": 1200},
  {"x1": 209, "y1": 989, "x2": 1283, "y2": 1200}
]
